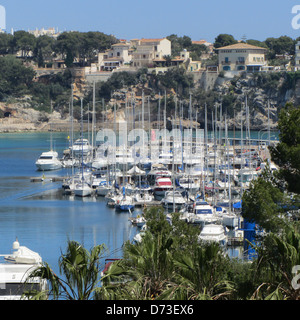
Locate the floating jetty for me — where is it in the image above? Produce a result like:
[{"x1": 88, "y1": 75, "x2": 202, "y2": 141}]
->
[{"x1": 30, "y1": 176, "x2": 66, "y2": 182}]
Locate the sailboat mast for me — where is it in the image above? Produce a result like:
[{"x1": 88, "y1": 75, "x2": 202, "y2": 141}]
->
[
  {"x1": 92, "y1": 80, "x2": 95, "y2": 156},
  {"x1": 50, "y1": 100, "x2": 53, "y2": 151}
]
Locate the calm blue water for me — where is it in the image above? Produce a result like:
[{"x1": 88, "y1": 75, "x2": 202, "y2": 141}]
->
[
  {"x1": 0, "y1": 130, "x2": 277, "y2": 277},
  {"x1": 0, "y1": 132, "x2": 143, "y2": 277}
]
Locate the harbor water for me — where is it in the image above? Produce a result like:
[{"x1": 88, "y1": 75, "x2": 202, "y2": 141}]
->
[
  {"x1": 0, "y1": 130, "x2": 278, "y2": 275},
  {"x1": 0, "y1": 132, "x2": 143, "y2": 276}
]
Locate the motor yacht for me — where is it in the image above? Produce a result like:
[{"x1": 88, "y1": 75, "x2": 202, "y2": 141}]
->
[
  {"x1": 153, "y1": 176, "x2": 173, "y2": 199},
  {"x1": 198, "y1": 224, "x2": 228, "y2": 246},
  {"x1": 70, "y1": 138, "x2": 92, "y2": 157},
  {"x1": 161, "y1": 190, "x2": 186, "y2": 209},
  {"x1": 188, "y1": 201, "x2": 219, "y2": 225},
  {"x1": 35, "y1": 151, "x2": 62, "y2": 171},
  {"x1": 0, "y1": 239, "x2": 47, "y2": 300},
  {"x1": 177, "y1": 176, "x2": 200, "y2": 194}
]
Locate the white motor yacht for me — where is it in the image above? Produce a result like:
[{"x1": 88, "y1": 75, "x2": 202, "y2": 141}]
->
[
  {"x1": 0, "y1": 238, "x2": 47, "y2": 300},
  {"x1": 161, "y1": 190, "x2": 186, "y2": 209},
  {"x1": 188, "y1": 201, "x2": 219, "y2": 225},
  {"x1": 178, "y1": 177, "x2": 200, "y2": 194},
  {"x1": 35, "y1": 151, "x2": 62, "y2": 171},
  {"x1": 70, "y1": 138, "x2": 92, "y2": 157},
  {"x1": 198, "y1": 224, "x2": 228, "y2": 246},
  {"x1": 114, "y1": 147, "x2": 134, "y2": 170}
]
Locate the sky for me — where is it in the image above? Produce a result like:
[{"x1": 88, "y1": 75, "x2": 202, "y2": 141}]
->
[{"x1": 0, "y1": 0, "x2": 299, "y2": 43}]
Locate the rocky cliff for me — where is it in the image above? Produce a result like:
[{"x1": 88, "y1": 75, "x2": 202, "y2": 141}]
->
[
  {"x1": 0, "y1": 72, "x2": 298, "y2": 133},
  {"x1": 199, "y1": 72, "x2": 300, "y2": 130}
]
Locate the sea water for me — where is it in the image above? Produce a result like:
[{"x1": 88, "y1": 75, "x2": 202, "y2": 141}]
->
[
  {"x1": 0, "y1": 132, "x2": 142, "y2": 277},
  {"x1": 0, "y1": 130, "x2": 278, "y2": 277}
]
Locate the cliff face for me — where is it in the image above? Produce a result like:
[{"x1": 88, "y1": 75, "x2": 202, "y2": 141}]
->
[
  {"x1": 0, "y1": 72, "x2": 299, "y2": 133},
  {"x1": 0, "y1": 102, "x2": 73, "y2": 132},
  {"x1": 200, "y1": 72, "x2": 300, "y2": 130}
]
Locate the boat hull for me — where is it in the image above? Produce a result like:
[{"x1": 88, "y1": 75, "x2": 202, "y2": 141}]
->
[{"x1": 36, "y1": 162, "x2": 62, "y2": 171}]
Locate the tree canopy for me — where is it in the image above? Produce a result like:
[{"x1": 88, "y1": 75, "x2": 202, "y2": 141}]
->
[
  {"x1": 270, "y1": 103, "x2": 300, "y2": 194},
  {"x1": 214, "y1": 34, "x2": 237, "y2": 48}
]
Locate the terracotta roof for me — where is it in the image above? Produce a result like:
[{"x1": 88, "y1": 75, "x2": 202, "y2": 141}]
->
[
  {"x1": 192, "y1": 40, "x2": 212, "y2": 46},
  {"x1": 112, "y1": 42, "x2": 130, "y2": 47},
  {"x1": 216, "y1": 43, "x2": 266, "y2": 50},
  {"x1": 140, "y1": 38, "x2": 165, "y2": 43}
]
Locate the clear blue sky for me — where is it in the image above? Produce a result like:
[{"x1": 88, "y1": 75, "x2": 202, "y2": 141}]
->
[{"x1": 1, "y1": 0, "x2": 299, "y2": 42}]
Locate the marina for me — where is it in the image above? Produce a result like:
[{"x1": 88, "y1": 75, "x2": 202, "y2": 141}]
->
[{"x1": 0, "y1": 121, "x2": 278, "y2": 299}]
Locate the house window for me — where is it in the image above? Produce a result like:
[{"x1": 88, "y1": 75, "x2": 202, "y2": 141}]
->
[
  {"x1": 223, "y1": 66, "x2": 231, "y2": 71},
  {"x1": 143, "y1": 55, "x2": 146, "y2": 59},
  {"x1": 225, "y1": 57, "x2": 229, "y2": 63},
  {"x1": 117, "y1": 52, "x2": 120, "y2": 57}
]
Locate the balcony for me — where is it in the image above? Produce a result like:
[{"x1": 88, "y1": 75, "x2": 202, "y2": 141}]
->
[
  {"x1": 221, "y1": 61, "x2": 231, "y2": 65},
  {"x1": 236, "y1": 60, "x2": 245, "y2": 65}
]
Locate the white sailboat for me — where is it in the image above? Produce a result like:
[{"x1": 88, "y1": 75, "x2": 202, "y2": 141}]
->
[
  {"x1": 35, "y1": 106, "x2": 62, "y2": 171},
  {"x1": 74, "y1": 98, "x2": 93, "y2": 197},
  {"x1": 134, "y1": 191, "x2": 153, "y2": 203}
]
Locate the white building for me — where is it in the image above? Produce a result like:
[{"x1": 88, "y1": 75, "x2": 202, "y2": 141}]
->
[
  {"x1": 99, "y1": 42, "x2": 132, "y2": 71},
  {"x1": 216, "y1": 43, "x2": 267, "y2": 73},
  {"x1": 28, "y1": 27, "x2": 60, "y2": 38},
  {"x1": 132, "y1": 38, "x2": 171, "y2": 68}
]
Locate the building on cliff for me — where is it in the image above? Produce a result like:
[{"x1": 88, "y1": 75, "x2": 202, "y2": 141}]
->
[{"x1": 216, "y1": 43, "x2": 267, "y2": 75}]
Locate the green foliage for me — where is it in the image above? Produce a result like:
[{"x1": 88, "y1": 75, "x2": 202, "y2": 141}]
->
[
  {"x1": 156, "y1": 67, "x2": 194, "y2": 98},
  {"x1": 252, "y1": 72, "x2": 283, "y2": 92},
  {"x1": 214, "y1": 34, "x2": 237, "y2": 48},
  {"x1": 12, "y1": 30, "x2": 36, "y2": 57},
  {"x1": 0, "y1": 33, "x2": 13, "y2": 54},
  {"x1": 242, "y1": 171, "x2": 287, "y2": 232},
  {"x1": 25, "y1": 240, "x2": 107, "y2": 300},
  {"x1": 253, "y1": 225, "x2": 300, "y2": 300},
  {"x1": 270, "y1": 104, "x2": 300, "y2": 193},
  {"x1": 281, "y1": 71, "x2": 300, "y2": 91},
  {"x1": 25, "y1": 205, "x2": 300, "y2": 300},
  {"x1": 166, "y1": 34, "x2": 207, "y2": 60},
  {"x1": 0, "y1": 55, "x2": 36, "y2": 99},
  {"x1": 246, "y1": 39, "x2": 268, "y2": 49},
  {"x1": 55, "y1": 31, "x2": 117, "y2": 67},
  {"x1": 265, "y1": 36, "x2": 296, "y2": 59}
]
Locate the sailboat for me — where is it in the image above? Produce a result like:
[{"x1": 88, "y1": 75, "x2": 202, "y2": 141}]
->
[
  {"x1": 35, "y1": 102, "x2": 62, "y2": 171},
  {"x1": 74, "y1": 98, "x2": 93, "y2": 197},
  {"x1": 115, "y1": 187, "x2": 135, "y2": 212}
]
